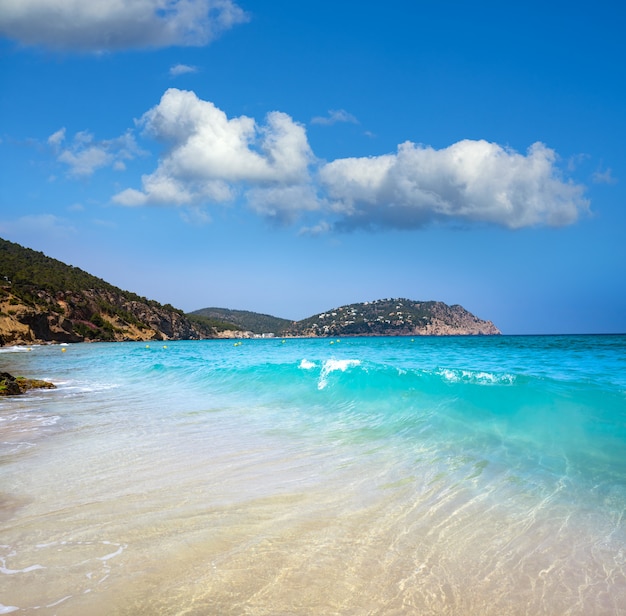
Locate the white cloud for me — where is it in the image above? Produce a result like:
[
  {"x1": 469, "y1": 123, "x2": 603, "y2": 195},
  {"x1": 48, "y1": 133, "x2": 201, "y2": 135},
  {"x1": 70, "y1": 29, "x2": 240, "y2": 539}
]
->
[
  {"x1": 170, "y1": 64, "x2": 198, "y2": 77},
  {"x1": 51, "y1": 129, "x2": 144, "y2": 177},
  {"x1": 47, "y1": 127, "x2": 66, "y2": 147},
  {"x1": 247, "y1": 185, "x2": 323, "y2": 223},
  {"x1": 113, "y1": 188, "x2": 150, "y2": 208},
  {"x1": 319, "y1": 140, "x2": 589, "y2": 230},
  {"x1": 113, "y1": 89, "x2": 589, "y2": 231},
  {"x1": 114, "y1": 88, "x2": 314, "y2": 207},
  {"x1": 58, "y1": 143, "x2": 113, "y2": 177},
  {"x1": 311, "y1": 109, "x2": 359, "y2": 126},
  {"x1": 0, "y1": 0, "x2": 248, "y2": 51},
  {"x1": 592, "y1": 167, "x2": 617, "y2": 185}
]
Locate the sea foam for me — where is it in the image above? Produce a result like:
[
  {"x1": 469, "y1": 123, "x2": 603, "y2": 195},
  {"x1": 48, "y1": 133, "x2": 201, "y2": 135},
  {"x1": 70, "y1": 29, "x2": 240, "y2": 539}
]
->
[{"x1": 318, "y1": 358, "x2": 361, "y2": 390}]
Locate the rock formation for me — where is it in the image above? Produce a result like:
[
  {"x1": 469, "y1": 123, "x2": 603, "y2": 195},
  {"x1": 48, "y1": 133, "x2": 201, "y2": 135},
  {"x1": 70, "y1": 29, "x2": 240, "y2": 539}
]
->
[
  {"x1": 282, "y1": 298, "x2": 500, "y2": 337},
  {"x1": 0, "y1": 371, "x2": 56, "y2": 396}
]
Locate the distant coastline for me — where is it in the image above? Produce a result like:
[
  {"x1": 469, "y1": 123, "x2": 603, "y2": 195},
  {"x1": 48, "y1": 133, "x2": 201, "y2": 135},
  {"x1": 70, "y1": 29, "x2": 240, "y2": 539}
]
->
[{"x1": 1, "y1": 237, "x2": 499, "y2": 345}]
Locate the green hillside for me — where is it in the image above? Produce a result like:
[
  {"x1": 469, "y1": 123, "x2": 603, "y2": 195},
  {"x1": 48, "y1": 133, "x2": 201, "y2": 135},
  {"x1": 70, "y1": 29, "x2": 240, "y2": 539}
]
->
[
  {"x1": 282, "y1": 298, "x2": 500, "y2": 337},
  {"x1": 191, "y1": 299, "x2": 500, "y2": 337},
  {"x1": 0, "y1": 237, "x2": 174, "y2": 312},
  {"x1": 0, "y1": 237, "x2": 215, "y2": 344},
  {"x1": 189, "y1": 307, "x2": 293, "y2": 335}
]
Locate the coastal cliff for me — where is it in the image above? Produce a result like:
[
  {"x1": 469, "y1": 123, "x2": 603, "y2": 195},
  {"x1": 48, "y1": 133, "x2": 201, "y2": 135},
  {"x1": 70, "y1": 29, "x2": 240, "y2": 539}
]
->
[
  {"x1": 0, "y1": 238, "x2": 214, "y2": 345},
  {"x1": 0, "y1": 287, "x2": 212, "y2": 345}
]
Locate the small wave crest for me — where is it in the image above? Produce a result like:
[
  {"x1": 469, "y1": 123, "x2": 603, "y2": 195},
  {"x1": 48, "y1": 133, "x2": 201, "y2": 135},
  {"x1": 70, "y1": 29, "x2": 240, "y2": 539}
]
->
[
  {"x1": 0, "y1": 345, "x2": 38, "y2": 354},
  {"x1": 436, "y1": 368, "x2": 516, "y2": 385},
  {"x1": 318, "y1": 359, "x2": 362, "y2": 390},
  {"x1": 0, "y1": 348, "x2": 27, "y2": 355},
  {"x1": 299, "y1": 359, "x2": 515, "y2": 392}
]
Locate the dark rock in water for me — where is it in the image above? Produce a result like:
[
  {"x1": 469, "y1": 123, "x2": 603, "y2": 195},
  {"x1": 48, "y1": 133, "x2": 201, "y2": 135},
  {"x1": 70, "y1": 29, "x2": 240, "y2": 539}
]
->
[
  {"x1": 0, "y1": 372, "x2": 21, "y2": 395},
  {"x1": 0, "y1": 372, "x2": 56, "y2": 396}
]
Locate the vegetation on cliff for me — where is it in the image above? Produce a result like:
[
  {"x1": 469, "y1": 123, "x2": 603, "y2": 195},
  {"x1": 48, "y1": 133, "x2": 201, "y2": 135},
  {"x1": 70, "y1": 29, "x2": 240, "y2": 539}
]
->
[
  {"x1": 280, "y1": 298, "x2": 500, "y2": 337},
  {"x1": 0, "y1": 237, "x2": 216, "y2": 345},
  {"x1": 191, "y1": 299, "x2": 500, "y2": 337},
  {"x1": 189, "y1": 307, "x2": 292, "y2": 336}
]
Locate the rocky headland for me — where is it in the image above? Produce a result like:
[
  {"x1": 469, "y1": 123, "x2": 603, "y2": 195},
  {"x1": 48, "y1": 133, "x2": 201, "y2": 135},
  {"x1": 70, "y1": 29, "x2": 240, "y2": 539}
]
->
[{"x1": 281, "y1": 298, "x2": 500, "y2": 337}]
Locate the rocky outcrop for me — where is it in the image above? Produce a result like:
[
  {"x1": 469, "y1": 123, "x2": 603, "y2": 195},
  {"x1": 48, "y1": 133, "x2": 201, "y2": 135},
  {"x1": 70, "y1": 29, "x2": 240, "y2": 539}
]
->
[
  {"x1": 0, "y1": 288, "x2": 213, "y2": 345},
  {"x1": 0, "y1": 372, "x2": 56, "y2": 396},
  {"x1": 416, "y1": 302, "x2": 500, "y2": 335}
]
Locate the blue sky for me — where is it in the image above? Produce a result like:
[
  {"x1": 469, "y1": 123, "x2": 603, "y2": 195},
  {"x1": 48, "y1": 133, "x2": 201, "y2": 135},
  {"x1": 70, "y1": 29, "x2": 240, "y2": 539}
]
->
[{"x1": 1, "y1": 0, "x2": 624, "y2": 334}]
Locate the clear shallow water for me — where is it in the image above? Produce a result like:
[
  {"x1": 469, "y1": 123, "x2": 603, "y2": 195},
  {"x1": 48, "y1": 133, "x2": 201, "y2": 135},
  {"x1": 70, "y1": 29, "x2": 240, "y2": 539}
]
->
[{"x1": 0, "y1": 335, "x2": 625, "y2": 615}]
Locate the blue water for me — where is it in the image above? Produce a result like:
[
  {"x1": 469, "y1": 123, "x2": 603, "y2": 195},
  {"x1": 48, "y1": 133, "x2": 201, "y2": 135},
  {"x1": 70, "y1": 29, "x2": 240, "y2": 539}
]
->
[{"x1": 1, "y1": 335, "x2": 625, "y2": 614}]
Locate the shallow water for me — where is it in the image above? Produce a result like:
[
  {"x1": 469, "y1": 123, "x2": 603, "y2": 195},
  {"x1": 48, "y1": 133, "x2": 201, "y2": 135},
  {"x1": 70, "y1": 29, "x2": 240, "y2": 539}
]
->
[{"x1": 1, "y1": 336, "x2": 625, "y2": 614}]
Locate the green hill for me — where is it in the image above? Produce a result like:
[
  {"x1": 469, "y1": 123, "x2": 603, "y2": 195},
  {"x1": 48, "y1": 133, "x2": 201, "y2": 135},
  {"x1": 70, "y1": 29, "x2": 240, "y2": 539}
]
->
[
  {"x1": 190, "y1": 299, "x2": 501, "y2": 337},
  {"x1": 189, "y1": 307, "x2": 293, "y2": 336},
  {"x1": 0, "y1": 237, "x2": 215, "y2": 344},
  {"x1": 281, "y1": 298, "x2": 500, "y2": 337}
]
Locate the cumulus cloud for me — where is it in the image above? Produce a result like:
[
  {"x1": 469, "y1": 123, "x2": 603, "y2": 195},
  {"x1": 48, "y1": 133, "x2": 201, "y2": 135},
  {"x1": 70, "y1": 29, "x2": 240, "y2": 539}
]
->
[
  {"x1": 0, "y1": 0, "x2": 248, "y2": 51},
  {"x1": 247, "y1": 185, "x2": 324, "y2": 223},
  {"x1": 50, "y1": 128, "x2": 144, "y2": 177},
  {"x1": 112, "y1": 89, "x2": 589, "y2": 231},
  {"x1": 311, "y1": 109, "x2": 359, "y2": 126},
  {"x1": 113, "y1": 88, "x2": 314, "y2": 208},
  {"x1": 319, "y1": 140, "x2": 589, "y2": 230}
]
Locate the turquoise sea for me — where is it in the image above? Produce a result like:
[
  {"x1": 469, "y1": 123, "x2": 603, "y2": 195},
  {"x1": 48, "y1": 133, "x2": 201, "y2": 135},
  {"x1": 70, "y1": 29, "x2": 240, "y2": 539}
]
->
[{"x1": 1, "y1": 335, "x2": 625, "y2": 615}]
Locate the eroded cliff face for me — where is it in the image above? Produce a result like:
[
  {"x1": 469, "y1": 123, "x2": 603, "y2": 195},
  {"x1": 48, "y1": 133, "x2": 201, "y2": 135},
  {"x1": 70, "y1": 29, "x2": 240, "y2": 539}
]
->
[
  {"x1": 418, "y1": 302, "x2": 500, "y2": 336},
  {"x1": 0, "y1": 288, "x2": 212, "y2": 345}
]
